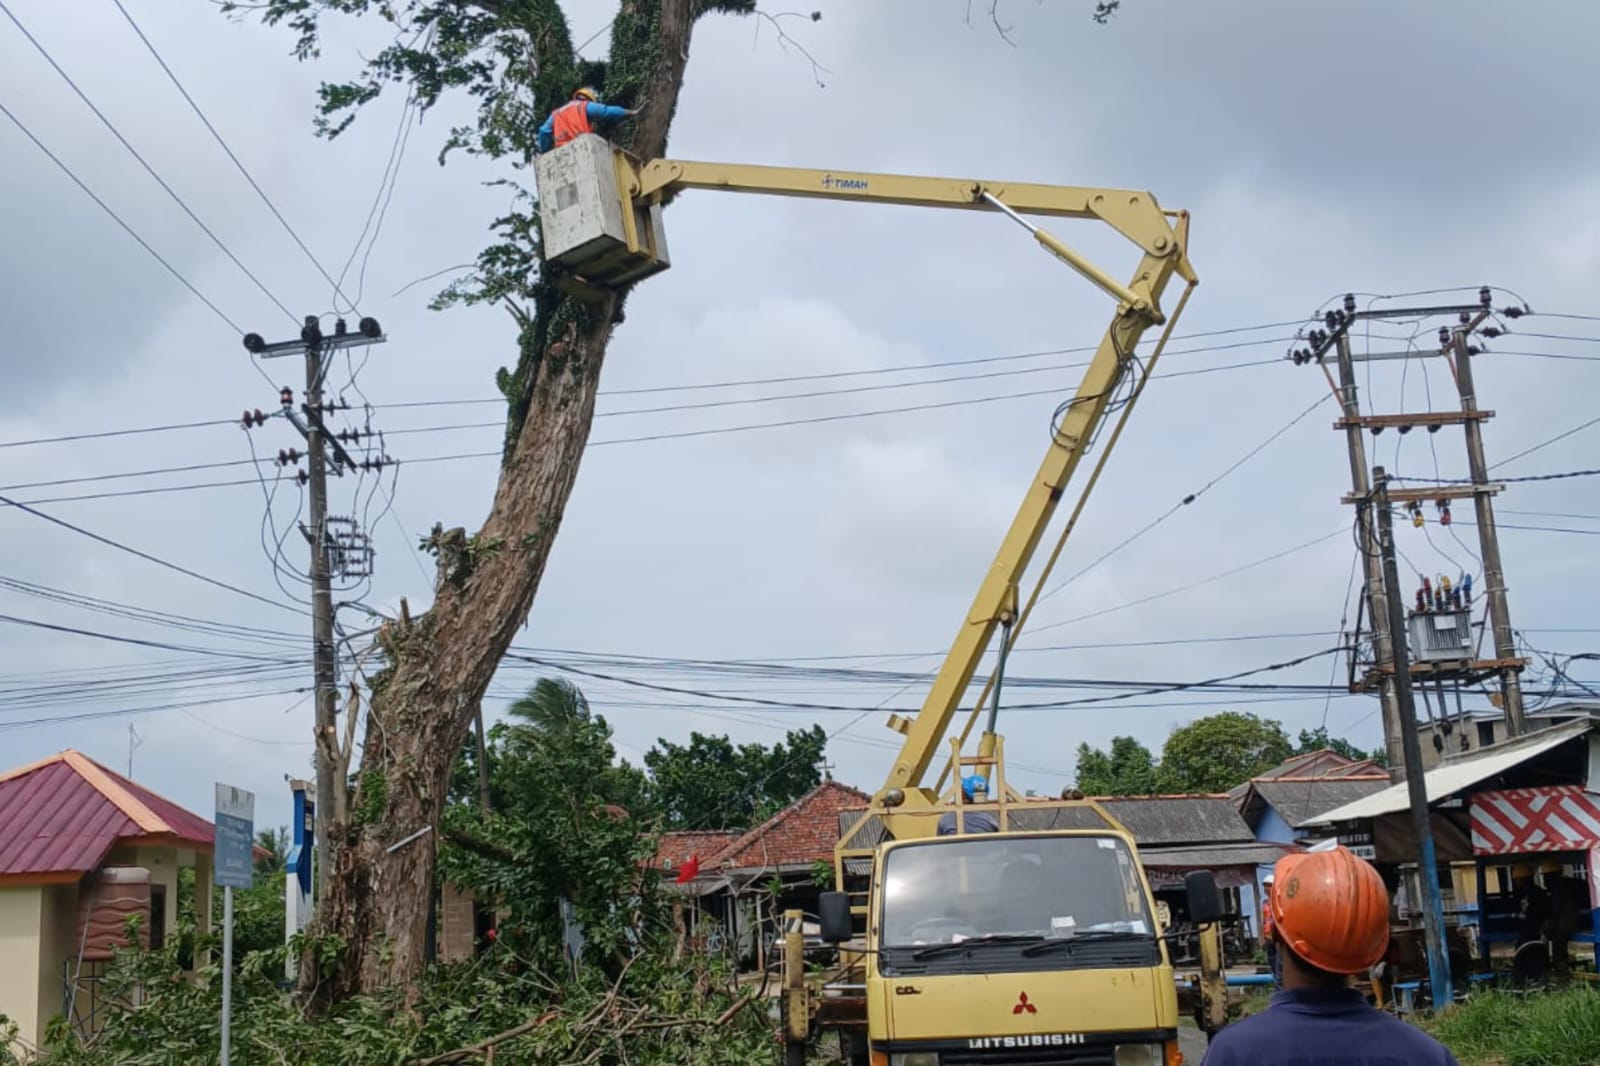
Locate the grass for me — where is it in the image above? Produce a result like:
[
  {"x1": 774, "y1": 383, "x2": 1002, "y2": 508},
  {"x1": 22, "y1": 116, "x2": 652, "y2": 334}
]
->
[{"x1": 1424, "y1": 986, "x2": 1600, "y2": 1066}]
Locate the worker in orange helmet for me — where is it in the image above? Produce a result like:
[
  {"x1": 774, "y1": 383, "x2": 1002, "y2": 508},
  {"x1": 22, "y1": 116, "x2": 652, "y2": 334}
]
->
[
  {"x1": 536, "y1": 86, "x2": 637, "y2": 153},
  {"x1": 1201, "y1": 847, "x2": 1458, "y2": 1066}
]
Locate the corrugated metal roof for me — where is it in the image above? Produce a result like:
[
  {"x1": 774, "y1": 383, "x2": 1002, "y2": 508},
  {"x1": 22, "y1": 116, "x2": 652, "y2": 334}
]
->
[
  {"x1": 1098, "y1": 796, "x2": 1254, "y2": 846},
  {"x1": 0, "y1": 750, "x2": 214, "y2": 879},
  {"x1": 1140, "y1": 841, "x2": 1299, "y2": 869},
  {"x1": 1251, "y1": 778, "x2": 1391, "y2": 829},
  {"x1": 1308, "y1": 720, "x2": 1592, "y2": 825}
]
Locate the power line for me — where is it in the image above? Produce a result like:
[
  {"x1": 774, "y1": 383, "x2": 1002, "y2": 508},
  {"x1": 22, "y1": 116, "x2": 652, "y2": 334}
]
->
[
  {"x1": 0, "y1": 418, "x2": 239, "y2": 452},
  {"x1": 2, "y1": 367, "x2": 1280, "y2": 505},
  {"x1": 0, "y1": 490, "x2": 305, "y2": 615},
  {"x1": 1397, "y1": 467, "x2": 1600, "y2": 486},
  {"x1": 1492, "y1": 412, "x2": 1600, "y2": 471},
  {"x1": 1030, "y1": 527, "x2": 1348, "y2": 635},
  {"x1": 378, "y1": 330, "x2": 1300, "y2": 409},
  {"x1": 333, "y1": 87, "x2": 415, "y2": 313},
  {"x1": 0, "y1": 0, "x2": 297, "y2": 324},
  {"x1": 107, "y1": 0, "x2": 358, "y2": 312},
  {"x1": 0, "y1": 97, "x2": 241, "y2": 332},
  {"x1": 1039, "y1": 392, "x2": 1331, "y2": 603},
  {"x1": 0, "y1": 331, "x2": 1290, "y2": 455},
  {"x1": 0, "y1": 455, "x2": 259, "y2": 494},
  {"x1": 0, "y1": 689, "x2": 305, "y2": 732},
  {"x1": 510, "y1": 645, "x2": 1355, "y2": 714},
  {"x1": 0, "y1": 611, "x2": 297, "y2": 661},
  {"x1": 0, "y1": 573, "x2": 303, "y2": 645}
]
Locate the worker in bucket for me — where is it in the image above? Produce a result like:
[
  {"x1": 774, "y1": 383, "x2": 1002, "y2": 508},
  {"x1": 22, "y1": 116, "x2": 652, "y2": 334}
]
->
[
  {"x1": 536, "y1": 87, "x2": 637, "y2": 153},
  {"x1": 936, "y1": 774, "x2": 998, "y2": 835},
  {"x1": 1201, "y1": 847, "x2": 1458, "y2": 1066}
]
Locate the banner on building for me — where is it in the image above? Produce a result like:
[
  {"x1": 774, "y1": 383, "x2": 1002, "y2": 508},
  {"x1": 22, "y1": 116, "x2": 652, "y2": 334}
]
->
[{"x1": 1470, "y1": 785, "x2": 1600, "y2": 856}]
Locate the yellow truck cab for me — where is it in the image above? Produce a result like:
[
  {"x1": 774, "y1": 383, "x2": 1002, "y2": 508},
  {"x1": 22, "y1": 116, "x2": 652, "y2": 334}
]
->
[{"x1": 816, "y1": 803, "x2": 1223, "y2": 1066}]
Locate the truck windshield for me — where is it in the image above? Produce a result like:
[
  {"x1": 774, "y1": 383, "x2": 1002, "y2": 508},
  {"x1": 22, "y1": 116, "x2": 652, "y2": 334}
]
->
[{"x1": 880, "y1": 834, "x2": 1152, "y2": 947}]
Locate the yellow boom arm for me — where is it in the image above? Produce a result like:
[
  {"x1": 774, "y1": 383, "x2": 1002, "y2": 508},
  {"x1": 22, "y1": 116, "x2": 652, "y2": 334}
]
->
[{"x1": 578, "y1": 146, "x2": 1196, "y2": 801}]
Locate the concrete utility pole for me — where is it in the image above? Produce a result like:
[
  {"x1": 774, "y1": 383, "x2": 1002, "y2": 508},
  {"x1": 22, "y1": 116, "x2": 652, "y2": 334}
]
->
[
  {"x1": 1374, "y1": 466, "x2": 1452, "y2": 1008},
  {"x1": 473, "y1": 705, "x2": 492, "y2": 811},
  {"x1": 304, "y1": 327, "x2": 338, "y2": 897},
  {"x1": 242, "y1": 316, "x2": 385, "y2": 899},
  {"x1": 1448, "y1": 323, "x2": 1526, "y2": 737},
  {"x1": 1293, "y1": 288, "x2": 1530, "y2": 773},
  {"x1": 1334, "y1": 331, "x2": 1406, "y2": 778}
]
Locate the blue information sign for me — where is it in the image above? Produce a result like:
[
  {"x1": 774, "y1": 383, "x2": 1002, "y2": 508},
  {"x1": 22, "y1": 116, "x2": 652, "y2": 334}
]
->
[{"x1": 214, "y1": 783, "x2": 255, "y2": 890}]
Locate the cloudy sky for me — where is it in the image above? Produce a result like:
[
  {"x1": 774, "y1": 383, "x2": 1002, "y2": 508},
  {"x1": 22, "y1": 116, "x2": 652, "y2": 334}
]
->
[{"x1": 3, "y1": 0, "x2": 1599, "y2": 828}]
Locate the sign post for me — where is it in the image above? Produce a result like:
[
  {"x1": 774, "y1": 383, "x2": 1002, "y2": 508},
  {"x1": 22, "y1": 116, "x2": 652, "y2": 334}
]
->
[{"x1": 214, "y1": 784, "x2": 255, "y2": 1066}]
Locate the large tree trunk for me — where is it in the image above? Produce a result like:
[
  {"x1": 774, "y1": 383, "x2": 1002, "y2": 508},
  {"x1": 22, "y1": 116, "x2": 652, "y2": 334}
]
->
[{"x1": 304, "y1": 0, "x2": 730, "y2": 1003}]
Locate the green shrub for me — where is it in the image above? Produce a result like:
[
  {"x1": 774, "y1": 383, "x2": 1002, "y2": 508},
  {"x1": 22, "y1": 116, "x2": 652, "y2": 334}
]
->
[{"x1": 38, "y1": 926, "x2": 772, "y2": 1066}]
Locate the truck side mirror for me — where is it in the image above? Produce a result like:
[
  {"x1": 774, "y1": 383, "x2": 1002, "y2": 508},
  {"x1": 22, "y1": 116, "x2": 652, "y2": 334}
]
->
[
  {"x1": 1185, "y1": 870, "x2": 1225, "y2": 925},
  {"x1": 819, "y1": 891, "x2": 852, "y2": 943}
]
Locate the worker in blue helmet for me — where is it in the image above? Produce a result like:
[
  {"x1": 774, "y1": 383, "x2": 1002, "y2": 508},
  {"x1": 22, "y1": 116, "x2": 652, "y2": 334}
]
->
[{"x1": 937, "y1": 774, "x2": 999, "y2": 835}]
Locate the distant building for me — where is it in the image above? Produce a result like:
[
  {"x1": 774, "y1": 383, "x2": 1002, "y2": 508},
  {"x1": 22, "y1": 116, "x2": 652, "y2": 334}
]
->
[
  {"x1": 1230, "y1": 749, "x2": 1391, "y2": 937},
  {"x1": 653, "y1": 780, "x2": 870, "y2": 969},
  {"x1": 1416, "y1": 701, "x2": 1600, "y2": 770}
]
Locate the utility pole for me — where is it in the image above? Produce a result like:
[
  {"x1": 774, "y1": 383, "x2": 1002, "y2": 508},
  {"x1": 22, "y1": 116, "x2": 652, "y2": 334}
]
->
[
  {"x1": 1290, "y1": 288, "x2": 1529, "y2": 769},
  {"x1": 1374, "y1": 465, "x2": 1452, "y2": 1008},
  {"x1": 1448, "y1": 321, "x2": 1526, "y2": 736},
  {"x1": 304, "y1": 325, "x2": 338, "y2": 898},
  {"x1": 242, "y1": 315, "x2": 385, "y2": 899},
  {"x1": 1333, "y1": 327, "x2": 1406, "y2": 778},
  {"x1": 473, "y1": 705, "x2": 492, "y2": 811}
]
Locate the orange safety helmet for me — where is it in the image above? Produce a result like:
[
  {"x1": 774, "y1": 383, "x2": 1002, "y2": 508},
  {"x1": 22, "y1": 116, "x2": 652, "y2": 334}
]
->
[
  {"x1": 1269, "y1": 846, "x2": 1389, "y2": 975},
  {"x1": 573, "y1": 86, "x2": 600, "y2": 102}
]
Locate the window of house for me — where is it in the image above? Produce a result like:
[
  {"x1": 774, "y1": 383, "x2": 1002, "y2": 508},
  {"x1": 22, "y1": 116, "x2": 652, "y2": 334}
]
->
[{"x1": 149, "y1": 884, "x2": 167, "y2": 951}]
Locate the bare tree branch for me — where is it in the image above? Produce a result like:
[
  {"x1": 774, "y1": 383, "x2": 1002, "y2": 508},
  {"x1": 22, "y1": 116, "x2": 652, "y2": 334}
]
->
[
  {"x1": 752, "y1": 8, "x2": 828, "y2": 87},
  {"x1": 989, "y1": 0, "x2": 1017, "y2": 46}
]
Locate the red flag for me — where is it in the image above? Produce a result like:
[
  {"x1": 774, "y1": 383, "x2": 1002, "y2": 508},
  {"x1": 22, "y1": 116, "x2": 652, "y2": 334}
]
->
[{"x1": 674, "y1": 853, "x2": 700, "y2": 884}]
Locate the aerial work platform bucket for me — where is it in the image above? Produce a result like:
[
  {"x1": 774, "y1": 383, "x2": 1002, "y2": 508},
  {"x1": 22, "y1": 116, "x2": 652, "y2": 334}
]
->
[{"x1": 533, "y1": 134, "x2": 670, "y2": 289}]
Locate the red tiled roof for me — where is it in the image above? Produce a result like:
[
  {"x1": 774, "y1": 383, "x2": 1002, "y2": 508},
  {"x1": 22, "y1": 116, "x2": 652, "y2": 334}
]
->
[
  {"x1": 0, "y1": 750, "x2": 216, "y2": 882},
  {"x1": 652, "y1": 830, "x2": 740, "y2": 872},
  {"x1": 711, "y1": 780, "x2": 870, "y2": 872}
]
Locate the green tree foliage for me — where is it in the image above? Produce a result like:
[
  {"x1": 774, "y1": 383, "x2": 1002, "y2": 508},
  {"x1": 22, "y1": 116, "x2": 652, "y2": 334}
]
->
[
  {"x1": 1158, "y1": 712, "x2": 1293, "y2": 793},
  {"x1": 1074, "y1": 735, "x2": 1159, "y2": 795},
  {"x1": 175, "y1": 828, "x2": 290, "y2": 961},
  {"x1": 441, "y1": 683, "x2": 659, "y2": 968},
  {"x1": 1294, "y1": 725, "x2": 1386, "y2": 766},
  {"x1": 644, "y1": 725, "x2": 827, "y2": 829}
]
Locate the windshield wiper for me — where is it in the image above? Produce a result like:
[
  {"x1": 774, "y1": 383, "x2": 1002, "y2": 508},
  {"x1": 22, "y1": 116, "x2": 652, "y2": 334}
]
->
[
  {"x1": 910, "y1": 934, "x2": 1044, "y2": 960},
  {"x1": 1020, "y1": 930, "x2": 1153, "y2": 957}
]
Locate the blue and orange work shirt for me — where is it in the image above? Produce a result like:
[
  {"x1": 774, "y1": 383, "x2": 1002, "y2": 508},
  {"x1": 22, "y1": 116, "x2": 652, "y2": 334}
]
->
[{"x1": 537, "y1": 100, "x2": 632, "y2": 153}]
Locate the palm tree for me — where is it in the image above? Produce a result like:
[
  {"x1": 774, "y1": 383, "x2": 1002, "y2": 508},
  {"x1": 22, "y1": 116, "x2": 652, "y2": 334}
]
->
[
  {"x1": 254, "y1": 826, "x2": 288, "y2": 874},
  {"x1": 506, "y1": 677, "x2": 591, "y2": 738}
]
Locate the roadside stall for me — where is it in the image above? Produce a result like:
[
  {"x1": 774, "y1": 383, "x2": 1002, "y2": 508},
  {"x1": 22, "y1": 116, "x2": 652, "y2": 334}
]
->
[
  {"x1": 1308, "y1": 719, "x2": 1597, "y2": 999},
  {"x1": 1469, "y1": 784, "x2": 1600, "y2": 980}
]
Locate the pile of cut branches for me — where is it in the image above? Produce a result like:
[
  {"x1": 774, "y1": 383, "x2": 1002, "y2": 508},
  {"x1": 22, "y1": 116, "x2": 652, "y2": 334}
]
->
[{"x1": 37, "y1": 928, "x2": 777, "y2": 1066}]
